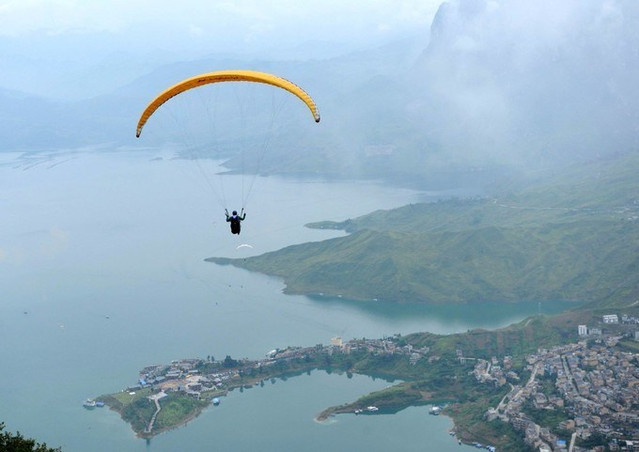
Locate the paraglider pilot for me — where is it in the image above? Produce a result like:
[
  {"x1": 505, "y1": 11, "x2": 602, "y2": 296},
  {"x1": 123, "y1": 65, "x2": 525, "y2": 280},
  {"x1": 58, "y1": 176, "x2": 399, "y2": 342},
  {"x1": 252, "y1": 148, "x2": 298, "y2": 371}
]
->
[{"x1": 226, "y1": 209, "x2": 246, "y2": 235}]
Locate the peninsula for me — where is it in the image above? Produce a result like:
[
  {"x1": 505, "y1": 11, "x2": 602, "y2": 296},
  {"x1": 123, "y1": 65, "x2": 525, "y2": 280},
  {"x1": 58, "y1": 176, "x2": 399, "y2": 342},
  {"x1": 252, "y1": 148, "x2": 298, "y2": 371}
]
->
[
  {"x1": 97, "y1": 152, "x2": 639, "y2": 449},
  {"x1": 96, "y1": 307, "x2": 639, "y2": 450},
  {"x1": 208, "y1": 152, "x2": 639, "y2": 307}
]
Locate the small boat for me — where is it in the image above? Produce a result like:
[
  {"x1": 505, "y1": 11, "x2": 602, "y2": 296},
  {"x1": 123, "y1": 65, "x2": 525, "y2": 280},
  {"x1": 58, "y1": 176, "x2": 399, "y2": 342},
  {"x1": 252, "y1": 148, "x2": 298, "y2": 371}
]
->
[
  {"x1": 429, "y1": 406, "x2": 441, "y2": 415},
  {"x1": 212, "y1": 398, "x2": 220, "y2": 405},
  {"x1": 83, "y1": 399, "x2": 96, "y2": 409},
  {"x1": 366, "y1": 406, "x2": 379, "y2": 412}
]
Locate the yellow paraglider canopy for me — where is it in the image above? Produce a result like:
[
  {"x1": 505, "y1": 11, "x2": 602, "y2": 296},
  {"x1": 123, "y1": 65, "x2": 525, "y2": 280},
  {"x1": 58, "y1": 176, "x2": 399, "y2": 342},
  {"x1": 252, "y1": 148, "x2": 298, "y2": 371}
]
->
[{"x1": 136, "y1": 69, "x2": 320, "y2": 137}]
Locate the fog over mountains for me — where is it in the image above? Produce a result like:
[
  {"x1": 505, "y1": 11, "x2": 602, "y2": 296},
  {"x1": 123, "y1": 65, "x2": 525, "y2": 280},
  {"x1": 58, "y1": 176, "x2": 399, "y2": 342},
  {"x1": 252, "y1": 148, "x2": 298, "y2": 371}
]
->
[
  {"x1": 409, "y1": 0, "x2": 639, "y2": 169},
  {"x1": 2, "y1": 0, "x2": 637, "y2": 184}
]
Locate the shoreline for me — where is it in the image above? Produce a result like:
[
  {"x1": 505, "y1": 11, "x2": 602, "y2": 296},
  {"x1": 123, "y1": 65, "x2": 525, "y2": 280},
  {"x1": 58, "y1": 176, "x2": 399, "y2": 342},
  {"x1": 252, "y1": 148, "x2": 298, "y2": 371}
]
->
[{"x1": 93, "y1": 313, "x2": 639, "y2": 449}]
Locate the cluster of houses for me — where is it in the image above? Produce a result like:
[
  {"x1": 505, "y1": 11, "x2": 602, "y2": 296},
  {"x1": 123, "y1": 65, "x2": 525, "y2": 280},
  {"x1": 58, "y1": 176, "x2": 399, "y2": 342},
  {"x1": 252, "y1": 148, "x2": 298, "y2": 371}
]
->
[
  {"x1": 331, "y1": 336, "x2": 433, "y2": 363},
  {"x1": 126, "y1": 325, "x2": 637, "y2": 450},
  {"x1": 268, "y1": 336, "x2": 434, "y2": 364},
  {"x1": 135, "y1": 358, "x2": 238, "y2": 398},
  {"x1": 129, "y1": 336, "x2": 439, "y2": 404},
  {"x1": 471, "y1": 354, "x2": 519, "y2": 388},
  {"x1": 482, "y1": 338, "x2": 638, "y2": 451}
]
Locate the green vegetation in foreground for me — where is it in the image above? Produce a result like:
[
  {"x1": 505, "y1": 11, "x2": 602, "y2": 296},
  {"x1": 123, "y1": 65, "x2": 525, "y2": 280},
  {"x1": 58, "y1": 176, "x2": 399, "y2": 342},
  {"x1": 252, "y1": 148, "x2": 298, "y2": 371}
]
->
[
  {"x1": 0, "y1": 422, "x2": 61, "y2": 452},
  {"x1": 208, "y1": 151, "x2": 639, "y2": 307}
]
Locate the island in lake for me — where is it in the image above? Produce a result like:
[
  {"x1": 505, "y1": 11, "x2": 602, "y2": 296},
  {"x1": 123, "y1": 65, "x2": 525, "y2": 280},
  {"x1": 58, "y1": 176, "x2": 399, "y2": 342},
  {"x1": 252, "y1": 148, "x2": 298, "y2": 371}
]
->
[{"x1": 95, "y1": 309, "x2": 639, "y2": 451}]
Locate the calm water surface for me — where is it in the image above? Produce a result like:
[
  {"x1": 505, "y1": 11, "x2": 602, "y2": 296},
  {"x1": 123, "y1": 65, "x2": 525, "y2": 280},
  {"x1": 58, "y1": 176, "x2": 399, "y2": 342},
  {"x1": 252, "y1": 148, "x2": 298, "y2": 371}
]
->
[{"x1": 0, "y1": 151, "x2": 576, "y2": 451}]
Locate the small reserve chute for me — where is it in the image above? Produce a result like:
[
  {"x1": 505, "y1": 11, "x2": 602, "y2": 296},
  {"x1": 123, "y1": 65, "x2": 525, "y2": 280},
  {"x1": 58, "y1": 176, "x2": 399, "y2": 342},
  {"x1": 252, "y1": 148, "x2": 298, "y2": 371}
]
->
[{"x1": 136, "y1": 69, "x2": 320, "y2": 138}]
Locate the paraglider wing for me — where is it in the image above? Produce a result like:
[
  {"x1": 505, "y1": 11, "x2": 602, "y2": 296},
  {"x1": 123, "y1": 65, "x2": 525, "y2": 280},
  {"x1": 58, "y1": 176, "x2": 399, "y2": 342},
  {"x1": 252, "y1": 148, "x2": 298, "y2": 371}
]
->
[{"x1": 136, "y1": 69, "x2": 321, "y2": 137}]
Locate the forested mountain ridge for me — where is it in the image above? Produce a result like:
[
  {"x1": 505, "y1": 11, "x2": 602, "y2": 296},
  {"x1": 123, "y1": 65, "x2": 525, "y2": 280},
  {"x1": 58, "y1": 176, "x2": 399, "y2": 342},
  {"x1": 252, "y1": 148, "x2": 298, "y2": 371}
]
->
[{"x1": 209, "y1": 151, "x2": 639, "y2": 307}]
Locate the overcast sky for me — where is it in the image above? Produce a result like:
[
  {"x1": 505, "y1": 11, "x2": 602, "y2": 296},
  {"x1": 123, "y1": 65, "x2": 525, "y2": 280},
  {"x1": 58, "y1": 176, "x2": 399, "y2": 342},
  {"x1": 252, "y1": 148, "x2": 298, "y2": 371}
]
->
[
  {"x1": 0, "y1": 0, "x2": 442, "y2": 98},
  {"x1": 0, "y1": 0, "x2": 441, "y2": 54},
  {"x1": 1, "y1": 0, "x2": 636, "y2": 166}
]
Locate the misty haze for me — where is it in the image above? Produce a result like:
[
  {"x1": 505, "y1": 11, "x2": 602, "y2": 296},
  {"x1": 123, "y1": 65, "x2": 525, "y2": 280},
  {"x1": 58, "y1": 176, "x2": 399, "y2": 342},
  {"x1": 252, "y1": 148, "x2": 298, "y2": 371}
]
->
[{"x1": 1, "y1": 1, "x2": 637, "y2": 451}]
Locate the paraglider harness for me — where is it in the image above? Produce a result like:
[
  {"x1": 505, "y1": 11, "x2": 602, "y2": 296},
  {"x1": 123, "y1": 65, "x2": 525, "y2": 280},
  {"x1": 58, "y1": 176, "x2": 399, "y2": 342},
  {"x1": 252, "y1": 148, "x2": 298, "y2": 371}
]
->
[{"x1": 225, "y1": 208, "x2": 246, "y2": 235}]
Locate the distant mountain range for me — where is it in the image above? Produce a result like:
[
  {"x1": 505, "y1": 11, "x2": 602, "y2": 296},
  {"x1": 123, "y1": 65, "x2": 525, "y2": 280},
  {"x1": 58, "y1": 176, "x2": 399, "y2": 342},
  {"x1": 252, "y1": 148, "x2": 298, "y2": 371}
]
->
[
  {"x1": 3, "y1": 0, "x2": 637, "y2": 189},
  {"x1": 209, "y1": 151, "x2": 639, "y2": 308}
]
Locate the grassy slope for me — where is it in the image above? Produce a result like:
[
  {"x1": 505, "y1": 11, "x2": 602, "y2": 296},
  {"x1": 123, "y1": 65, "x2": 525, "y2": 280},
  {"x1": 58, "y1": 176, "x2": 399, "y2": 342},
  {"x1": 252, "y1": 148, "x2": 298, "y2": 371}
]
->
[{"x1": 209, "y1": 152, "x2": 639, "y2": 307}]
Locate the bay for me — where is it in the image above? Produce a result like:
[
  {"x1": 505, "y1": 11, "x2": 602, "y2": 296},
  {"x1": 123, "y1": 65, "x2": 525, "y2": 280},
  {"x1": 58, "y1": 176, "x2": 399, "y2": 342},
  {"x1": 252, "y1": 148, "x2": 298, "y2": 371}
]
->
[{"x1": 0, "y1": 150, "x2": 575, "y2": 451}]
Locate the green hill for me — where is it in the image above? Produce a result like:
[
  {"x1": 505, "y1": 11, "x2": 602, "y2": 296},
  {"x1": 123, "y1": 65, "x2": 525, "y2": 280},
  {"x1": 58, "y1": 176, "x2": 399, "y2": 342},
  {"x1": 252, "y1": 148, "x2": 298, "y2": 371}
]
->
[{"x1": 208, "y1": 152, "x2": 639, "y2": 307}]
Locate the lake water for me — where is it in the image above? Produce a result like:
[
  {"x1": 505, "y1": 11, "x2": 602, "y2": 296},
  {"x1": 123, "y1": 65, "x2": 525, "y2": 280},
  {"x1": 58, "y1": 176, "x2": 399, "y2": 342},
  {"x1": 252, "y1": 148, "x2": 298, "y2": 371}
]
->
[{"x1": 0, "y1": 150, "x2": 575, "y2": 451}]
